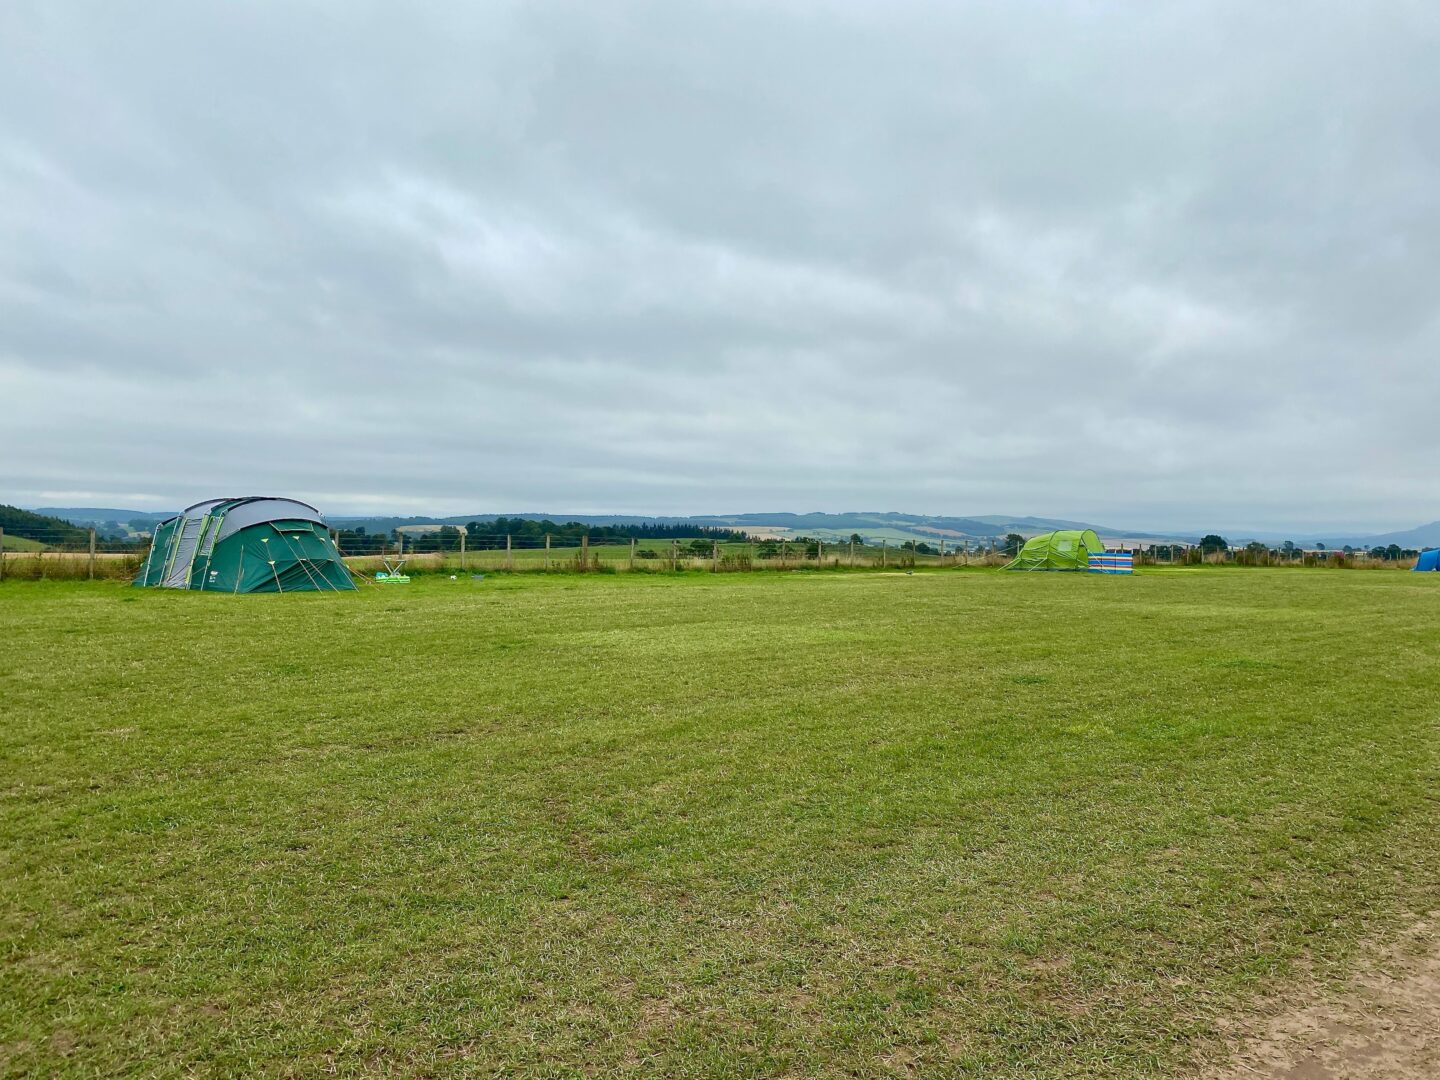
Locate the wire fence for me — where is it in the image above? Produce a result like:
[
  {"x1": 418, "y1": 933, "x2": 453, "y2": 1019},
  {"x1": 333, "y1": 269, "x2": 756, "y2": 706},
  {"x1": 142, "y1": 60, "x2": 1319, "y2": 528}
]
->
[
  {"x1": 0, "y1": 526, "x2": 149, "y2": 581},
  {"x1": 0, "y1": 526, "x2": 1017, "y2": 581},
  {"x1": 0, "y1": 525, "x2": 1423, "y2": 582},
  {"x1": 338, "y1": 532, "x2": 1014, "y2": 577}
]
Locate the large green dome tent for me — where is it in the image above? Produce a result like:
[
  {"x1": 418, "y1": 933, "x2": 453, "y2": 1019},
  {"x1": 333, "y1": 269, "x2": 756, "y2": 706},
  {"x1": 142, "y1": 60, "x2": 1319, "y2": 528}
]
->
[
  {"x1": 1003, "y1": 529, "x2": 1107, "y2": 571},
  {"x1": 135, "y1": 497, "x2": 356, "y2": 592}
]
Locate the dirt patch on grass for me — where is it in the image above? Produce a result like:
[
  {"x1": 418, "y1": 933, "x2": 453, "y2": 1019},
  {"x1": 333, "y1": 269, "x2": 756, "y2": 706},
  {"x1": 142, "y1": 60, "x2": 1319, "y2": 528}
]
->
[{"x1": 1206, "y1": 918, "x2": 1438, "y2": 1078}]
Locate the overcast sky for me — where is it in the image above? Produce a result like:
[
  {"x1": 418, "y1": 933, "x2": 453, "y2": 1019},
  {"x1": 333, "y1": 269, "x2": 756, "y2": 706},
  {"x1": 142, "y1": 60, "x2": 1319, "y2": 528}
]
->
[{"x1": 3, "y1": 2, "x2": 1437, "y2": 530}]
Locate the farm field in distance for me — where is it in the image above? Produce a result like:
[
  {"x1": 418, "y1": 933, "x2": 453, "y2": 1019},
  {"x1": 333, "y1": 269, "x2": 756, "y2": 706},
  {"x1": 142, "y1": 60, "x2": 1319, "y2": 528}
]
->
[{"x1": 2, "y1": 569, "x2": 1439, "y2": 1077}]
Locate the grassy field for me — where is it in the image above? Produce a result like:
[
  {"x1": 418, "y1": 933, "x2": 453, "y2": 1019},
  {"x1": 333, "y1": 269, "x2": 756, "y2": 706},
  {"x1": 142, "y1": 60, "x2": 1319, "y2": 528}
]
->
[{"x1": 2, "y1": 569, "x2": 1438, "y2": 1077}]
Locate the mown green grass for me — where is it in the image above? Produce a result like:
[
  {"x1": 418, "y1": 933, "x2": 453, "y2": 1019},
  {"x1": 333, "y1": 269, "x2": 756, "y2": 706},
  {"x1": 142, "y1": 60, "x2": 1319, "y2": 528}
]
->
[{"x1": 2, "y1": 569, "x2": 1438, "y2": 1077}]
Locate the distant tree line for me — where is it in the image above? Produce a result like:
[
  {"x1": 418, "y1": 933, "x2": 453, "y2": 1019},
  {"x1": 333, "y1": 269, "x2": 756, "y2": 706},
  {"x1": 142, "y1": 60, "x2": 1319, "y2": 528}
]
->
[
  {"x1": 333, "y1": 517, "x2": 749, "y2": 554},
  {"x1": 1143, "y1": 534, "x2": 1425, "y2": 566},
  {"x1": 466, "y1": 517, "x2": 747, "y2": 543},
  {"x1": 0, "y1": 504, "x2": 92, "y2": 546},
  {"x1": 0, "y1": 504, "x2": 150, "y2": 551}
]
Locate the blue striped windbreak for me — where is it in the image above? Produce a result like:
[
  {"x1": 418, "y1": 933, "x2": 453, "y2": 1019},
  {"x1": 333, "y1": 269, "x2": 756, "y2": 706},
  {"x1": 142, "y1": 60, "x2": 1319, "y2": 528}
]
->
[{"x1": 1088, "y1": 553, "x2": 1133, "y2": 575}]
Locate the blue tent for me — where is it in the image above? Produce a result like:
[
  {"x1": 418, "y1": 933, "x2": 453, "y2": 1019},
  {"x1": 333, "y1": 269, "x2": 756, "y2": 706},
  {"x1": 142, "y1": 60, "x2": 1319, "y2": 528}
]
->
[{"x1": 1415, "y1": 549, "x2": 1440, "y2": 572}]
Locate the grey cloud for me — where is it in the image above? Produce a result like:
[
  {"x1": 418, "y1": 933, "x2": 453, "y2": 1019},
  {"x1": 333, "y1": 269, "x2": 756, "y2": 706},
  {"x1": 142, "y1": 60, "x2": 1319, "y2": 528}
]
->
[{"x1": 2, "y1": 1, "x2": 1438, "y2": 530}]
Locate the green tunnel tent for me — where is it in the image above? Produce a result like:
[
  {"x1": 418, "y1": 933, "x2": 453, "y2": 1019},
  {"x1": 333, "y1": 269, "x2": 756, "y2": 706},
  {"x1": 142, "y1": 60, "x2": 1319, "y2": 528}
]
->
[
  {"x1": 1004, "y1": 529, "x2": 1107, "y2": 571},
  {"x1": 135, "y1": 497, "x2": 356, "y2": 592}
]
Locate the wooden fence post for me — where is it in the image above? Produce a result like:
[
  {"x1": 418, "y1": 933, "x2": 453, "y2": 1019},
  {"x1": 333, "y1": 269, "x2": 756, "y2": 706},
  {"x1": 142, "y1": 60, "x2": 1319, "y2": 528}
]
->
[
  {"x1": 629, "y1": 537, "x2": 635, "y2": 570},
  {"x1": 580, "y1": 534, "x2": 589, "y2": 571},
  {"x1": 849, "y1": 539, "x2": 855, "y2": 567},
  {"x1": 817, "y1": 539, "x2": 823, "y2": 566},
  {"x1": 545, "y1": 533, "x2": 551, "y2": 569},
  {"x1": 89, "y1": 528, "x2": 96, "y2": 580},
  {"x1": 882, "y1": 539, "x2": 887, "y2": 568},
  {"x1": 459, "y1": 530, "x2": 467, "y2": 571},
  {"x1": 506, "y1": 533, "x2": 512, "y2": 569},
  {"x1": 712, "y1": 539, "x2": 719, "y2": 570}
]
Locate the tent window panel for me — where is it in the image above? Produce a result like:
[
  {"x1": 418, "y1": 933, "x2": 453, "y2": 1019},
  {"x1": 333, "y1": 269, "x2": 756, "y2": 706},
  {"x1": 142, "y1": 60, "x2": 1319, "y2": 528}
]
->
[{"x1": 198, "y1": 517, "x2": 220, "y2": 556}]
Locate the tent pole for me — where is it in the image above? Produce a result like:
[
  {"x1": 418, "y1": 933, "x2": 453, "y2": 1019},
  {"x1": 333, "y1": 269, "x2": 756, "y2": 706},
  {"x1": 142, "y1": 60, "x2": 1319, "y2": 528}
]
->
[
  {"x1": 158, "y1": 517, "x2": 184, "y2": 586},
  {"x1": 140, "y1": 530, "x2": 156, "y2": 585},
  {"x1": 276, "y1": 530, "x2": 328, "y2": 592}
]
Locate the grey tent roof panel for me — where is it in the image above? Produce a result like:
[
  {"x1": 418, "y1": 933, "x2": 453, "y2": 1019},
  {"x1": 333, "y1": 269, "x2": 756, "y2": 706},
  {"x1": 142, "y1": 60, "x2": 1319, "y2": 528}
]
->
[
  {"x1": 212, "y1": 498, "x2": 328, "y2": 542},
  {"x1": 179, "y1": 498, "x2": 232, "y2": 517},
  {"x1": 157, "y1": 497, "x2": 329, "y2": 538}
]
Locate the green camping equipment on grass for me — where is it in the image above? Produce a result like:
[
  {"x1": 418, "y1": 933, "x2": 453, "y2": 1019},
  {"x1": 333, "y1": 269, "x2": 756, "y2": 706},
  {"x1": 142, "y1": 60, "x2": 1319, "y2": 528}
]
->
[
  {"x1": 135, "y1": 497, "x2": 355, "y2": 593},
  {"x1": 1004, "y1": 529, "x2": 1107, "y2": 571}
]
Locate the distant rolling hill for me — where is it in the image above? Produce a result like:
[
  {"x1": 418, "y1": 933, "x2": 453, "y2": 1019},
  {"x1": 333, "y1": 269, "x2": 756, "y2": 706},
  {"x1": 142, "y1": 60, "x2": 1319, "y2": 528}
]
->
[
  {"x1": 1318, "y1": 521, "x2": 1440, "y2": 550},
  {"x1": 682, "y1": 512, "x2": 1071, "y2": 544},
  {"x1": 324, "y1": 511, "x2": 1187, "y2": 546},
  {"x1": 62, "y1": 505, "x2": 1433, "y2": 547},
  {"x1": 27, "y1": 505, "x2": 1195, "y2": 545},
  {"x1": 1, "y1": 505, "x2": 94, "y2": 549},
  {"x1": 36, "y1": 507, "x2": 174, "y2": 526},
  {"x1": 656, "y1": 512, "x2": 1189, "y2": 545}
]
